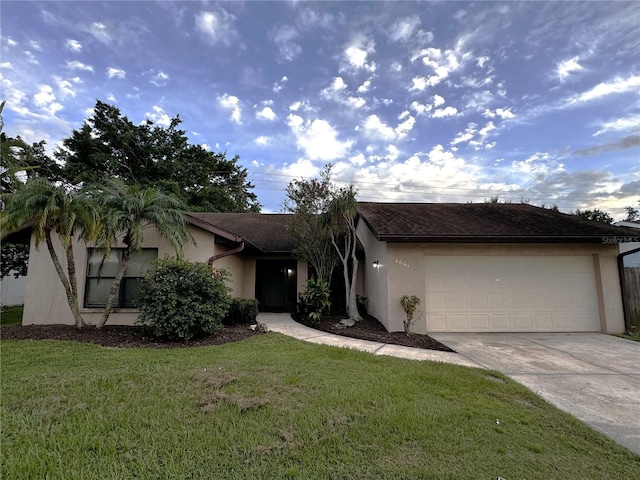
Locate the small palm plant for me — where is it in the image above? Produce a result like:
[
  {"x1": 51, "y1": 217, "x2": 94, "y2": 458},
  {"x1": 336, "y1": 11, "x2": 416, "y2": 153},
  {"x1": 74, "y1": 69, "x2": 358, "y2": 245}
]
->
[{"x1": 400, "y1": 295, "x2": 421, "y2": 334}]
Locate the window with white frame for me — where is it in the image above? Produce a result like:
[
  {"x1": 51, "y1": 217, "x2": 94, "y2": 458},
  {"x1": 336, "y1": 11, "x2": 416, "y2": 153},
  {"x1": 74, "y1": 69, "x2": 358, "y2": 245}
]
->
[{"x1": 84, "y1": 248, "x2": 157, "y2": 308}]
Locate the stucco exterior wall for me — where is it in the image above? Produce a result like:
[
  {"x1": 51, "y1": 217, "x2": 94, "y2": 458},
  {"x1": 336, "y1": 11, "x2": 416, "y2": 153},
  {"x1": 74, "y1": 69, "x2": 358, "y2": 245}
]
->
[
  {"x1": 356, "y1": 220, "x2": 389, "y2": 328},
  {"x1": 379, "y1": 242, "x2": 625, "y2": 334},
  {"x1": 23, "y1": 226, "x2": 202, "y2": 326},
  {"x1": 23, "y1": 224, "x2": 306, "y2": 326}
]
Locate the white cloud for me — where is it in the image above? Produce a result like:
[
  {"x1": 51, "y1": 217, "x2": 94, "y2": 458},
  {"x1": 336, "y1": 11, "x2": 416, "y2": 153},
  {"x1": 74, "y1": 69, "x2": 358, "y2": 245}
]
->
[
  {"x1": 395, "y1": 115, "x2": 415, "y2": 139},
  {"x1": 478, "y1": 121, "x2": 496, "y2": 137},
  {"x1": 357, "y1": 79, "x2": 372, "y2": 93},
  {"x1": 256, "y1": 106, "x2": 276, "y2": 121},
  {"x1": 496, "y1": 108, "x2": 515, "y2": 119},
  {"x1": 289, "y1": 100, "x2": 311, "y2": 112},
  {"x1": 53, "y1": 76, "x2": 76, "y2": 98},
  {"x1": 6, "y1": 37, "x2": 17, "y2": 47},
  {"x1": 107, "y1": 67, "x2": 125, "y2": 79},
  {"x1": 33, "y1": 85, "x2": 63, "y2": 116},
  {"x1": 363, "y1": 115, "x2": 396, "y2": 140},
  {"x1": 218, "y1": 93, "x2": 242, "y2": 124},
  {"x1": 273, "y1": 75, "x2": 288, "y2": 92},
  {"x1": 25, "y1": 51, "x2": 38, "y2": 65},
  {"x1": 33, "y1": 85, "x2": 56, "y2": 106},
  {"x1": 195, "y1": 9, "x2": 235, "y2": 45},
  {"x1": 477, "y1": 56, "x2": 490, "y2": 68},
  {"x1": 412, "y1": 46, "x2": 469, "y2": 88},
  {"x1": 66, "y1": 61, "x2": 93, "y2": 72},
  {"x1": 451, "y1": 124, "x2": 477, "y2": 145},
  {"x1": 272, "y1": 25, "x2": 301, "y2": 60},
  {"x1": 388, "y1": 16, "x2": 421, "y2": 42},
  {"x1": 347, "y1": 97, "x2": 367, "y2": 109},
  {"x1": 255, "y1": 136, "x2": 270, "y2": 146},
  {"x1": 432, "y1": 106, "x2": 458, "y2": 118},
  {"x1": 29, "y1": 40, "x2": 42, "y2": 51},
  {"x1": 282, "y1": 158, "x2": 319, "y2": 179},
  {"x1": 89, "y1": 22, "x2": 112, "y2": 44},
  {"x1": 145, "y1": 106, "x2": 171, "y2": 127},
  {"x1": 343, "y1": 35, "x2": 376, "y2": 72},
  {"x1": 66, "y1": 39, "x2": 82, "y2": 52},
  {"x1": 483, "y1": 107, "x2": 515, "y2": 119},
  {"x1": 410, "y1": 101, "x2": 432, "y2": 116},
  {"x1": 328, "y1": 76, "x2": 347, "y2": 92},
  {"x1": 1, "y1": 62, "x2": 12, "y2": 70},
  {"x1": 151, "y1": 71, "x2": 169, "y2": 86},
  {"x1": 556, "y1": 56, "x2": 583, "y2": 81},
  {"x1": 593, "y1": 114, "x2": 640, "y2": 136},
  {"x1": 288, "y1": 116, "x2": 353, "y2": 161},
  {"x1": 433, "y1": 94, "x2": 445, "y2": 107},
  {"x1": 410, "y1": 76, "x2": 428, "y2": 92},
  {"x1": 569, "y1": 75, "x2": 640, "y2": 104}
]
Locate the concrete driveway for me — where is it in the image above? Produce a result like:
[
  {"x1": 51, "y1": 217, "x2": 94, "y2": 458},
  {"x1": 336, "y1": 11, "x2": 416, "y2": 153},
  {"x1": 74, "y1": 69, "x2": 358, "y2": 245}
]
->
[{"x1": 431, "y1": 332, "x2": 640, "y2": 455}]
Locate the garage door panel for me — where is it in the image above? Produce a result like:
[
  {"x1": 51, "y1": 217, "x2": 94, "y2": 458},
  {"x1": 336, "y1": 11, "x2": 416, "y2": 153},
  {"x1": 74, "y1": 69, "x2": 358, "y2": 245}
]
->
[{"x1": 425, "y1": 255, "x2": 599, "y2": 332}]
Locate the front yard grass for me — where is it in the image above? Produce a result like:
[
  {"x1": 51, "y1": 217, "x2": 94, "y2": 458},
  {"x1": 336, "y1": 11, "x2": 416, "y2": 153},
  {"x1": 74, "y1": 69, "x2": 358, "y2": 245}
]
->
[{"x1": 2, "y1": 334, "x2": 638, "y2": 479}]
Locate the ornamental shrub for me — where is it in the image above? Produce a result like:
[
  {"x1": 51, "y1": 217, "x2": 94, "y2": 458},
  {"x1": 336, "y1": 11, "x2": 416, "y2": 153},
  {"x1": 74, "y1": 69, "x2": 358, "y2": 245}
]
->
[
  {"x1": 136, "y1": 258, "x2": 231, "y2": 340},
  {"x1": 224, "y1": 298, "x2": 259, "y2": 325},
  {"x1": 299, "y1": 276, "x2": 331, "y2": 322}
]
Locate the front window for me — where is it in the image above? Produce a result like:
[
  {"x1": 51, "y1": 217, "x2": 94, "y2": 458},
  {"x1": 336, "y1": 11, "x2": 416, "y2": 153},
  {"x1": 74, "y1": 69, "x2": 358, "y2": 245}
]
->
[{"x1": 84, "y1": 248, "x2": 157, "y2": 308}]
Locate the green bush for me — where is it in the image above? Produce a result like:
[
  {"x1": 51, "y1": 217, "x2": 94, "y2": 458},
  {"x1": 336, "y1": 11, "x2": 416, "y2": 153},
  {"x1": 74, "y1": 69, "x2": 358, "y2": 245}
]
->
[
  {"x1": 224, "y1": 298, "x2": 259, "y2": 325},
  {"x1": 136, "y1": 259, "x2": 231, "y2": 340},
  {"x1": 299, "y1": 277, "x2": 331, "y2": 322}
]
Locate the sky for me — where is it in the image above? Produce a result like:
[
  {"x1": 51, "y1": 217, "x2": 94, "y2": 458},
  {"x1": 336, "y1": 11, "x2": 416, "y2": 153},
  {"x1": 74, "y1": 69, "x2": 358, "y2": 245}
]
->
[{"x1": 1, "y1": 1, "x2": 639, "y2": 217}]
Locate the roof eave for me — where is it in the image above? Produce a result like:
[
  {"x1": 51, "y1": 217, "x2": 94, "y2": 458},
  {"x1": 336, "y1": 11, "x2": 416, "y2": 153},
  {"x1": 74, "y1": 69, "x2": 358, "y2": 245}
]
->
[{"x1": 377, "y1": 235, "x2": 628, "y2": 244}]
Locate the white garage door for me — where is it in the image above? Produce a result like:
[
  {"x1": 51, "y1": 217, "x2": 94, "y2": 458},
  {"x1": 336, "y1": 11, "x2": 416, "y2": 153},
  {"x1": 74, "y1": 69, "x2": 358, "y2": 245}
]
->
[{"x1": 425, "y1": 255, "x2": 600, "y2": 332}]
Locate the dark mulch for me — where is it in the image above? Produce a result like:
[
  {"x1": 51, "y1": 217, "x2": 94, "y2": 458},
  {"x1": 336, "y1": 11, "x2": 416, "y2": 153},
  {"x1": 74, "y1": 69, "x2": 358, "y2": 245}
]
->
[
  {"x1": 0, "y1": 324, "x2": 262, "y2": 349},
  {"x1": 293, "y1": 314, "x2": 454, "y2": 352}
]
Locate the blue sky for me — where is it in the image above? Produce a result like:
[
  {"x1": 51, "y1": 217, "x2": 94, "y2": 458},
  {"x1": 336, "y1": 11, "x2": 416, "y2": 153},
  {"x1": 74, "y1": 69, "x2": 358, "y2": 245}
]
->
[{"x1": 1, "y1": 1, "x2": 639, "y2": 216}]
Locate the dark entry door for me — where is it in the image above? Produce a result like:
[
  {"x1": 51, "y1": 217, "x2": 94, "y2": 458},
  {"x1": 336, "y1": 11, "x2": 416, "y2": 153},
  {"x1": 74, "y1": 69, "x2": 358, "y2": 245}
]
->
[{"x1": 255, "y1": 259, "x2": 297, "y2": 312}]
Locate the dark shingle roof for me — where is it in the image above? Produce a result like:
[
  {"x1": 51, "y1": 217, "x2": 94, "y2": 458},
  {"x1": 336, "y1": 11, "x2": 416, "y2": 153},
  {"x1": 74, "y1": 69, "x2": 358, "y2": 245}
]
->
[
  {"x1": 186, "y1": 213, "x2": 295, "y2": 253},
  {"x1": 357, "y1": 202, "x2": 639, "y2": 243}
]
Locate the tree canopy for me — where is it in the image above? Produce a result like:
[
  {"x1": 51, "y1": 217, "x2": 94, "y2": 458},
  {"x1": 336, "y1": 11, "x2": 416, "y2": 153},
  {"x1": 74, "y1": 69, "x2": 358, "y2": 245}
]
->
[{"x1": 55, "y1": 100, "x2": 260, "y2": 212}]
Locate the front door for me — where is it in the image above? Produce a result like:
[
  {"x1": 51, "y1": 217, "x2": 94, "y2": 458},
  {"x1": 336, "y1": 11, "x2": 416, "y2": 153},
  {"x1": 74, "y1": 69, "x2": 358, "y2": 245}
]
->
[{"x1": 255, "y1": 259, "x2": 297, "y2": 312}]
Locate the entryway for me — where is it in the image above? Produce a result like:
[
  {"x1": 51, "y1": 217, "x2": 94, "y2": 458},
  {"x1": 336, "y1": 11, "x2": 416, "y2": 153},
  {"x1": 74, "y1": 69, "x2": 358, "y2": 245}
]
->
[{"x1": 255, "y1": 259, "x2": 297, "y2": 312}]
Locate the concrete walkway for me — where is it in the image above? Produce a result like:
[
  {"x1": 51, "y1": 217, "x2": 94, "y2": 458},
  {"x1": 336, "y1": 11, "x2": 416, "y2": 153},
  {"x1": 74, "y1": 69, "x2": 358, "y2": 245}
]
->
[
  {"x1": 258, "y1": 313, "x2": 640, "y2": 455},
  {"x1": 257, "y1": 313, "x2": 478, "y2": 367}
]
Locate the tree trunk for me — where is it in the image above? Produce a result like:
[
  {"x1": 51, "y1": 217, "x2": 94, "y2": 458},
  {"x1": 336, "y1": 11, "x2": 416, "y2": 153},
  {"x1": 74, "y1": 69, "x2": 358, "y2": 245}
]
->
[
  {"x1": 348, "y1": 256, "x2": 360, "y2": 320},
  {"x1": 97, "y1": 249, "x2": 131, "y2": 329},
  {"x1": 332, "y1": 232, "x2": 362, "y2": 321},
  {"x1": 45, "y1": 231, "x2": 85, "y2": 329}
]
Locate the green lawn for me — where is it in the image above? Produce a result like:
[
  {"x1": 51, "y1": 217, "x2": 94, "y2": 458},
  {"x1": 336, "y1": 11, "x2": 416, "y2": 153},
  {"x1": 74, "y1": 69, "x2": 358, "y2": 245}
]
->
[
  {"x1": 2, "y1": 334, "x2": 638, "y2": 479},
  {"x1": 0, "y1": 305, "x2": 23, "y2": 326}
]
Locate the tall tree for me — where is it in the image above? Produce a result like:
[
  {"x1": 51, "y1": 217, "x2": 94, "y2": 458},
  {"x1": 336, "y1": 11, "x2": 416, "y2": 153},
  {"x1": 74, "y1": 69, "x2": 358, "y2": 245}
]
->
[
  {"x1": 0, "y1": 178, "x2": 100, "y2": 328},
  {"x1": 56, "y1": 100, "x2": 260, "y2": 212},
  {"x1": 574, "y1": 208, "x2": 614, "y2": 224},
  {"x1": 327, "y1": 183, "x2": 362, "y2": 321},
  {"x1": 624, "y1": 201, "x2": 639, "y2": 222},
  {"x1": 283, "y1": 165, "x2": 337, "y2": 284},
  {"x1": 94, "y1": 179, "x2": 191, "y2": 328}
]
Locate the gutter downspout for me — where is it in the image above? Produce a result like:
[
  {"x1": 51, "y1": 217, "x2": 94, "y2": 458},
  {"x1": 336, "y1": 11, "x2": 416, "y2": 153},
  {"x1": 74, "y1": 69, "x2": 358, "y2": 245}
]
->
[{"x1": 208, "y1": 241, "x2": 245, "y2": 266}]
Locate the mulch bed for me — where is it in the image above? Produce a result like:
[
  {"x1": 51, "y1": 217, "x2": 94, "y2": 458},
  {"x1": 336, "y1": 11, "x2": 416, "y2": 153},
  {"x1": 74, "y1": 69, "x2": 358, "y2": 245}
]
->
[
  {"x1": 0, "y1": 324, "x2": 262, "y2": 349},
  {"x1": 293, "y1": 314, "x2": 455, "y2": 352},
  {"x1": 2, "y1": 316, "x2": 454, "y2": 353}
]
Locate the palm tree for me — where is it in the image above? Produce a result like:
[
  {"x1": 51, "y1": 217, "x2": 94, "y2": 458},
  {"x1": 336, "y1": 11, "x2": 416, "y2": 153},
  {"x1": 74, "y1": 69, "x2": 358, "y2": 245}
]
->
[
  {"x1": 95, "y1": 179, "x2": 190, "y2": 328},
  {"x1": 0, "y1": 178, "x2": 100, "y2": 328}
]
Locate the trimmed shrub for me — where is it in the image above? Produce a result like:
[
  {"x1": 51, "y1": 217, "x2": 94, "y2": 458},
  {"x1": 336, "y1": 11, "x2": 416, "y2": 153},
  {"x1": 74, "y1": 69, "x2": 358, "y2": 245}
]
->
[
  {"x1": 224, "y1": 298, "x2": 259, "y2": 325},
  {"x1": 136, "y1": 259, "x2": 231, "y2": 340}
]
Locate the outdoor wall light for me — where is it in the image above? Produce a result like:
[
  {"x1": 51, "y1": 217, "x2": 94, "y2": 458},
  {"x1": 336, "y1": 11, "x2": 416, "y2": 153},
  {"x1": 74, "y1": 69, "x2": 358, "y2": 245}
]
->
[{"x1": 372, "y1": 260, "x2": 380, "y2": 268}]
